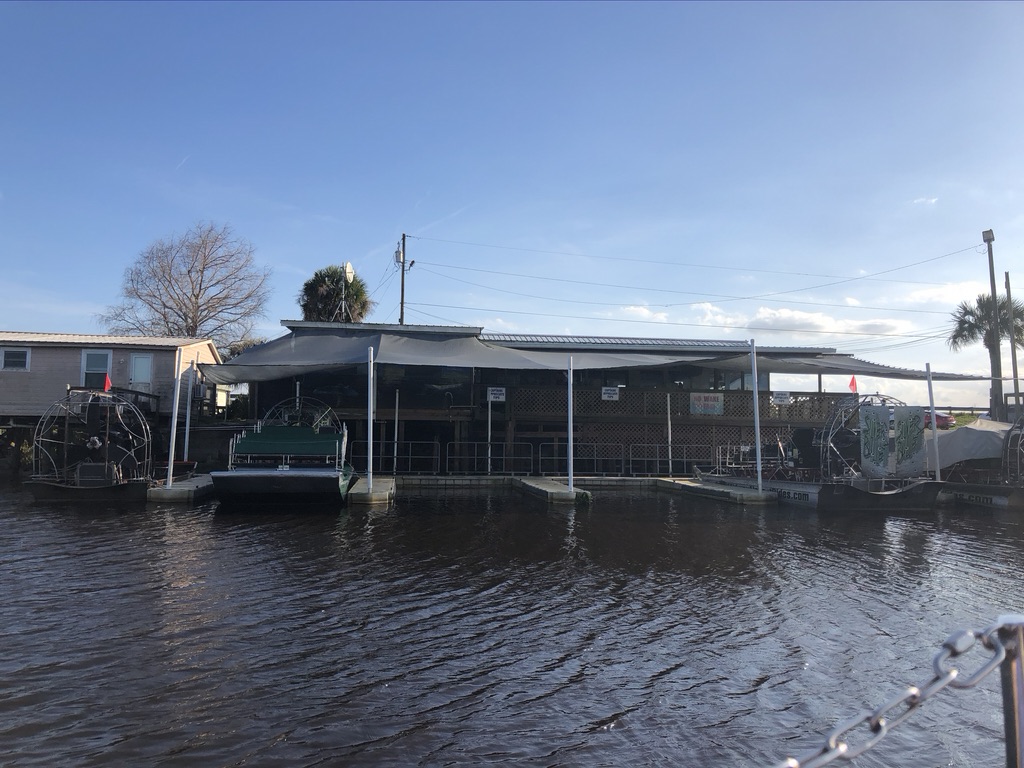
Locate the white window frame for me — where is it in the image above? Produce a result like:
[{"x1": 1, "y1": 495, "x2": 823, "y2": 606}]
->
[
  {"x1": 81, "y1": 349, "x2": 112, "y2": 388},
  {"x1": 1, "y1": 347, "x2": 30, "y2": 371}
]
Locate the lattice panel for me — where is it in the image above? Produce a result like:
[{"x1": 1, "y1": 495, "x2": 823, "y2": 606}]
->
[
  {"x1": 514, "y1": 388, "x2": 566, "y2": 415},
  {"x1": 582, "y1": 422, "x2": 658, "y2": 445},
  {"x1": 514, "y1": 387, "x2": 839, "y2": 426},
  {"x1": 765, "y1": 393, "x2": 846, "y2": 423}
]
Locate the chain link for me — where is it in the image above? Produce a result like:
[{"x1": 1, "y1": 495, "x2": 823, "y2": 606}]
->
[{"x1": 769, "y1": 616, "x2": 1021, "y2": 768}]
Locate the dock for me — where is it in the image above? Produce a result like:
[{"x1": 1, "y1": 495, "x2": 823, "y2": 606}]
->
[
  {"x1": 145, "y1": 473, "x2": 773, "y2": 508},
  {"x1": 148, "y1": 474, "x2": 217, "y2": 504},
  {"x1": 655, "y1": 477, "x2": 777, "y2": 505}
]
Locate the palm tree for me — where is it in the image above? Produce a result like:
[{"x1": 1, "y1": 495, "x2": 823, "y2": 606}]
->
[
  {"x1": 947, "y1": 293, "x2": 1024, "y2": 420},
  {"x1": 298, "y1": 265, "x2": 375, "y2": 323}
]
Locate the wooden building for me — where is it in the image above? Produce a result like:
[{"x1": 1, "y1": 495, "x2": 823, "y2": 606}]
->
[
  {"x1": 201, "y1": 322, "x2": 977, "y2": 478},
  {"x1": 1, "y1": 332, "x2": 222, "y2": 428}
]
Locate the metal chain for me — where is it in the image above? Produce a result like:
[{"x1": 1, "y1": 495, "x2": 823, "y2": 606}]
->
[{"x1": 770, "y1": 616, "x2": 1019, "y2": 768}]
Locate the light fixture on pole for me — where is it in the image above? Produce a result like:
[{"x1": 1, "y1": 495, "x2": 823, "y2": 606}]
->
[{"x1": 983, "y1": 229, "x2": 1004, "y2": 422}]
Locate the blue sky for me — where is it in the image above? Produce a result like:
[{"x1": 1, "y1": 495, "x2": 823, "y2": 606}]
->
[{"x1": 3, "y1": 1, "x2": 1024, "y2": 407}]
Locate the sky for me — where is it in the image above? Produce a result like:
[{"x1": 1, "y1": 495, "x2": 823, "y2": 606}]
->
[{"x1": 3, "y1": 1, "x2": 1024, "y2": 408}]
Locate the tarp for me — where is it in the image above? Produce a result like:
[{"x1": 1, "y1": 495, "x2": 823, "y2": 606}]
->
[
  {"x1": 201, "y1": 328, "x2": 721, "y2": 384},
  {"x1": 925, "y1": 419, "x2": 1011, "y2": 470},
  {"x1": 710, "y1": 354, "x2": 982, "y2": 380},
  {"x1": 200, "y1": 326, "x2": 987, "y2": 385}
]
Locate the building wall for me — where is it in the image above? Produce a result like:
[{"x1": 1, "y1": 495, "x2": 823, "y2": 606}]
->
[{"x1": 0, "y1": 341, "x2": 220, "y2": 421}]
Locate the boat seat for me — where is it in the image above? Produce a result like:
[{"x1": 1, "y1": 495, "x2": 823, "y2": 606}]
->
[
  {"x1": 76, "y1": 462, "x2": 120, "y2": 487},
  {"x1": 234, "y1": 431, "x2": 341, "y2": 457}
]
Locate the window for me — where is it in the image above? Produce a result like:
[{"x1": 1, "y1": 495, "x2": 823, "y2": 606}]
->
[
  {"x1": 1, "y1": 348, "x2": 29, "y2": 370},
  {"x1": 81, "y1": 349, "x2": 112, "y2": 388}
]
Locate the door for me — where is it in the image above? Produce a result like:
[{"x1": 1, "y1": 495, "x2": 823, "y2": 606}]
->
[{"x1": 130, "y1": 353, "x2": 153, "y2": 394}]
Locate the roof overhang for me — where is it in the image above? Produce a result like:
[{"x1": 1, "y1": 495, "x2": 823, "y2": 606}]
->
[{"x1": 200, "y1": 324, "x2": 983, "y2": 385}]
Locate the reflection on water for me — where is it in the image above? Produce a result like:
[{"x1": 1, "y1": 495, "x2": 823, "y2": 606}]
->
[{"x1": 1, "y1": 478, "x2": 1021, "y2": 766}]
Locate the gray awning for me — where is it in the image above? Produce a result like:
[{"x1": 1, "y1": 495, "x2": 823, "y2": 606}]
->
[
  {"x1": 200, "y1": 326, "x2": 984, "y2": 385},
  {"x1": 200, "y1": 328, "x2": 719, "y2": 384},
  {"x1": 709, "y1": 354, "x2": 983, "y2": 381}
]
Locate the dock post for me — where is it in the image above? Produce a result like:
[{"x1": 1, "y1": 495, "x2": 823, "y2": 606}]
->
[
  {"x1": 567, "y1": 355, "x2": 574, "y2": 493},
  {"x1": 165, "y1": 347, "x2": 184, "y2": 489},
  {"x1": 367, "y1": 346, "x2": 374, "y2": 493},
  {"x1": 1000, "y1": 617, "x2": 1024, "y2": 768}
]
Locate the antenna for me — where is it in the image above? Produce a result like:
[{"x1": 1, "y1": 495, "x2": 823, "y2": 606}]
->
[{"x1": 330, "y1": 262, "x2": 356, "y2": 323}]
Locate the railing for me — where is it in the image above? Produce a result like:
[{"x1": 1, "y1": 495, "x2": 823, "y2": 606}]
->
[
  {"x1": 537, "y1": 442, "x2": 714, "y2": 477},
  {"x1": 445, "y1": 442, "x2": 533, "y2": 475},
  {"x1": 346, "y1": 440, "x2": 719, "y2": 477},
  {"x1": 628, "y1": 443, "x2": 714, "y2": 477},
  {"x1": 538, "y1": 443, "x2": 626, "y2": 476},
  {"x1": 350, "y1": 440, "x2": 441, "y2": 475},
  {"x1": 770, "y1": 614, "x2": 1024, "y2": 768}
]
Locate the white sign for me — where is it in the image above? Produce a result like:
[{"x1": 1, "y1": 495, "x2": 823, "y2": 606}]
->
[
  {"x1": 487, "y1": 387, "x2": 506, "y2": 403},
  {"x1": 690, "y1": 392, "x2": 724, "y2": 416},
  {"x1": 601, "y1": 386, "x2": 620, "y2": 401},
  {"x1": 772, "y1": 391, "x2": 792, "y2": 406}
]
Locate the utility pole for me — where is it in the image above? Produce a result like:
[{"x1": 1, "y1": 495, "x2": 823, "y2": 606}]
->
[
  {"x1": 983, "y1": 229, "x2": 1004, "y2": 421},
  {"x1": 397, "y1": 233, "x2": 413, "y2": 325}
]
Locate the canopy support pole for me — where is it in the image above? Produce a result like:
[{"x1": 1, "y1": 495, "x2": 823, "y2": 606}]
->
[
  {"x1": 165, "y1": 347, "x2": 183, "y2": 488},
  {"x1": 751, "y1": 340, "x2": 763, "y2": 494}
]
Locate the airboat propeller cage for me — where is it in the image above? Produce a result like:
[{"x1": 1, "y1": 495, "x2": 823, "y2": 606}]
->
[{"x1": 31, "y1": 388, "x2": 153, "y2": 484}]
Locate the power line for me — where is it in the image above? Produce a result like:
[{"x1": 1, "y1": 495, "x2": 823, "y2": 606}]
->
[
  {"x1": 414, "y1": 263, "x2": 951, "y2": 316},
  {"x1": 408, "y1": 234, "x2": 980, "y2": 286},
  {"x1": 406, "y1": 301, "x2": 945, "y2": 340}
]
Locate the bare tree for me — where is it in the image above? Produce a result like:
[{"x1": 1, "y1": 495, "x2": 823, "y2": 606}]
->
[{"x1": 100, "y1": 222, "x2": 272, "y2": 350}]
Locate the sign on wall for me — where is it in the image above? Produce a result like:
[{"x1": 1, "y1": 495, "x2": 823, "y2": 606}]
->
[
  {"x1": 772, "y1": 391, "x2": 792, "y2": 406},
  {"x1": 601, "y1": 386, "x2": 620, "y2": 401},
  {"x1": 690, "y1": 392, "x2": 724, "y2": 416}
]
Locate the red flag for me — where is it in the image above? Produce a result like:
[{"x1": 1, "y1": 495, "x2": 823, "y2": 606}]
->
[
  {"x1": 848, "y1": 375, "x2": 857, "y2": 393},
  {"x1": 103, "y1": 373, "x2": 112, "y2": 392}
]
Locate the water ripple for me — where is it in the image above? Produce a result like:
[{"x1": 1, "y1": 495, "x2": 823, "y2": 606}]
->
[{"x1": 0, "y1": 483, "x2": 1019, "y2": 766}]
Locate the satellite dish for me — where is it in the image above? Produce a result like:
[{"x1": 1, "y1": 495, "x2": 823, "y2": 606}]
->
[{"x1": 343, "y1": 262, "x2": 354, "y2": 284}]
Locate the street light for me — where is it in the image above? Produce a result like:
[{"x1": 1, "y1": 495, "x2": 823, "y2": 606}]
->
[{"x1": 983, "y1": 229, "x2": 1004, "y2": 421}]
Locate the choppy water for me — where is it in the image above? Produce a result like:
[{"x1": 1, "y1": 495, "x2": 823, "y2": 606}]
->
[{"x1": 2, "y1": 478, "x2": 1022, "y2": 767}]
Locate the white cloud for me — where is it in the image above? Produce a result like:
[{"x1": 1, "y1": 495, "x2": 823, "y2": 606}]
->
[
  {"x1": 912, "y1": 197, "x2": 939, "y2": 205},
  {"x1": 617, "y1": 305, "x2": 669, "y2": 323},
  {"x1": 904, "y1": 280, "x2": 986, "y2": 306}
]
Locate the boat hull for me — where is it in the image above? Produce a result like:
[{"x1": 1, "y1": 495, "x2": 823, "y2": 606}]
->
[
  {"x1": 938, "y1": 482, "x2": 1024, "y2": 512},
  {"x1": 210, "y1": 467, "x2": 354, "y2": 506},
  {"x1": 697, "y1": 474, "x2": 943, "y2": 513},
  {"x1": 816, "y1": 480, "x2": 943, "y2": 513},
  {"x1": 24, "y1": 479, "x2": 151, "y2": 503}
]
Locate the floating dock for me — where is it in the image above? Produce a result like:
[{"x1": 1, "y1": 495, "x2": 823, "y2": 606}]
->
[
  {"x1": 148, "y1": 474, "x2": 217, "y2": 504},
  {"x1": 146, "y1": 474, "x2": 774, "y2": 508}
]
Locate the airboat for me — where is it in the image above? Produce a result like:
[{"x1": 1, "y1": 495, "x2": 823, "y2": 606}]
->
[
  {"x1": 25, "y1": 387, "x2": 153, "y2": 502},
  {"x1": 696, "y1": 393, "x2": 944, "y2": 512},
  {"x1": 210, "y1": 396, "x2": 355, "y2": 507}
]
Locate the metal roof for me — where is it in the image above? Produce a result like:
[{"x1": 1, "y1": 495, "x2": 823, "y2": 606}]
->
[
  {"x1": 481, "y1": 333, "x2": 835, "y2": 354},
  {"x1": 0, "y1": 331, "x2": 215, "y2": 348}
]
